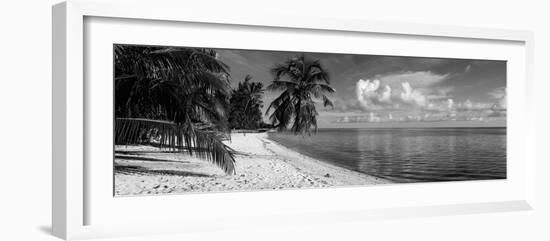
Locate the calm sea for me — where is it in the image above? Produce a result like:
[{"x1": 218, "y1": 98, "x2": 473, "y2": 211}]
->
[{"x1": 268, "y1": 128, "x2": 506, "y2": 182}]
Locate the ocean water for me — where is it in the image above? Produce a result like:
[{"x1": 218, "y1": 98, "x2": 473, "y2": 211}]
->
[{"x1": 268, "y1": 128, "x2": 506, "y2": 182}]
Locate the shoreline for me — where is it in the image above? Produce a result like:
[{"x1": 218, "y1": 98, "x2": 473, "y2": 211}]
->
[
  {"x1": 259, "y1": 133, "x2": 391, "y2": 185},
  {"x1": 114, "y1": 133, "x2": 391, "y2": 196}
]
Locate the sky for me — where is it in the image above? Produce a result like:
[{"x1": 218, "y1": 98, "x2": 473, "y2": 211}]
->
[{"x1": 216, "y1": 48, "x2": 507, "y2": 128}]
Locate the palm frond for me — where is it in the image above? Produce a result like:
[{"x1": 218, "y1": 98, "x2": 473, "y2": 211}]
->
[
  {"x1": 291, "y1": 100, "x2": 318, "y2": 135},
  {"x1": 306, "y1": 60, "x2": 331, "y2": 84},
  {"x1": 115, "y1": 118, "x2": 236, "y2": 174},
  {"x1": 266, "y1": 80, "x2": 298, "y2": 92},
  {"x1": 179, "y1": 71, "x2": 231, "y2": 96},
  {"x1": 114, "y1": 45, "x2": 235, "y2": 175},
  {"x1": 307, "y1": 83, "x2": 335, "y2": 99},
  {"x1": 149, "y1": 47, "x2": 230, "y2": 74},
  {"x1": 269, "y1": 95, "x2": 296, "y2": 131},
  {"x1": 321, "y1": 95, "x2": 334, "y2": 108},
  {"x1": 266, "y1": 90, "x2": 290, "y2": 115},
  {"x1": 271, "y1": 63, "x2": 301, "y2": 82},
  {"x1": 266, "y1": 54, "x2": 335, "y2": 135},
  {"x1": 244, "y1": 74, "x2": 252, "y2": 83}
]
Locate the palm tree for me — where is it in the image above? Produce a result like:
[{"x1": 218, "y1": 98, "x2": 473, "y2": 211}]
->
[
  {"x1": 228, "y1": 75, "x2": 264, "y2": 129},
  {"x1": 266, "y1": 55, "x2": 335, "y2": 135},
  {"x1": 241, "y1": 75, "x2": 264, "y2": 117},
  {"x1": 114, "y1": 45, "x2": 236, "y2": 174}
]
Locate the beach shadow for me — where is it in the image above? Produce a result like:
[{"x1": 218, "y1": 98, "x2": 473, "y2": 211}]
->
[
  {"x1": 116, "y1": 144, "x2": 214, "y2": 153},
  {"x1": 115, "y1": 164, "x2": 213, "y2": 178},
  {"x1": 115, "y1": 150, "x2": 192, "y2": 155},
  {"x1": 114, "y1": 155, "x2": 191, "y2": 164}
]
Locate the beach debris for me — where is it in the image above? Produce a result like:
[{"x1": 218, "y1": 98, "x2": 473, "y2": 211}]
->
[{"x1": 324, "y1": 173, "x2": 331, "y2": 178}]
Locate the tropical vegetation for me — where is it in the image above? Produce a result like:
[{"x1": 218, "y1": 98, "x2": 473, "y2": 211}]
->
[
  {"x1": 113, "y1": 45, "x2": 335, "y2": 175},
  {"x1": 228, "y1": 75, "x2": 265, "y2": 130},
  {"x1": 114, "y1": 45, "x2": 236, "y2": 174},
  {"x1": 266, "y1": 55, "x2": 335, "y2": 135}
]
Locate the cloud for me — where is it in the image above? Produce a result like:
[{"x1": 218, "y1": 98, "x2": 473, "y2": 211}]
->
[
  {"x1": 380, "y1": 85, "x2": 392, "y2": 103},
  {"x1": 486, "y1": 87, "x2": 507, "y2": 117},
  {"x1": 377, "y1": 71, "x2": 450, "y2": 87},
  {"x1": 489, "y1": 87, "x2": 506, "y2": 99},
  {"x1": 399, "y1": 82, "x2": 427, "y2": 107},
  {"x1": 347, "y1": 70, "x2": 454, "y2": 112},
  {"x1": 347, "y1": 71, "x2": 506, "y2": 125},
  {"x1": 422, "y1": 98, "x2": 455, "y2": 113},
  {"x1": 447, "y1": 99, "x2": 454, "y2": 109},
  {"x1": 489, "y1": 87, "x2": 507, "y2": 110},
  {"x1": 334, "y1": 112, "x2": 387, "y2": 123},
  {"x1": 426, "y1": 86, "x2": 454, "y2": 101},
  {"x1": 352, "y1": 78, "x2": 505, "y2": 124},
  {"x1": 464, "y1": 99, "x2": 473, "y2": 109},
  {"x1": 356, "y1": 79, "x2": 393, "y2": 110},
  {"x1": 355, "y1": 77, "x2": 450, "y2": 111},
  {"x1": 455, "y1": 99, "x2": 493, "y2": 111},
  {"x1": 368, "y1": 112, "x2": 381, "y2": 122},
  {"x1": 332, "y1": 96, "x2": 506, "y2": 124},
  {"x1": 465, "y1": 64, "x2": 472, "y2": 72}
]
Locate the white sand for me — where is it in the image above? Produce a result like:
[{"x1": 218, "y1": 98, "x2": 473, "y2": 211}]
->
[{"x1": 115, "y1": 133, "x2": 391, "y2": 196}]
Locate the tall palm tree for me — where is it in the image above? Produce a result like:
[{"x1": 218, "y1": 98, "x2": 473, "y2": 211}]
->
[
  {"x1": 228, "y1": 75, "x2": 265, "y2": 129},
  {"x1": 240, "y1": 75, "x2": 264, "y2": 117},
  {"x1": 114, "y1": 45, "x2": 236, "y2": 174},
  {"x1": 266, "y1": 55, "x2": 335, "y2": 135}
]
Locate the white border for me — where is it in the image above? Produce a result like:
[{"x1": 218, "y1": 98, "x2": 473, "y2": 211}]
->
[{"x1": 52, "y1": 1, "x2": 535, "y2": 240}]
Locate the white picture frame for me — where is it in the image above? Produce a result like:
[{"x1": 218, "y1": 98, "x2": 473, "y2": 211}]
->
[{"x1": 52, "y1": 0, "x2": 535, "y2": 240}]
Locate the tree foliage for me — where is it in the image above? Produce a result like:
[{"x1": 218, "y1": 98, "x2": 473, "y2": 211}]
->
[
  {"x1": 114, "y1": 45, "x2": 236, "y2": 174},
  {"x1": 266, "y1": 55, "x2": 335, "y2": 135},
  {"x1": 228, "y1": 75, "x2": 265, "y2": 130}
]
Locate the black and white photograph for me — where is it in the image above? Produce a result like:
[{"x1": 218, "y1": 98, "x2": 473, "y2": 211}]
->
[
  {"x1": 113, "y1": 44, "x2": 507, "y2": 196},
  {"x1": 7, "y1": 0, "x2": 550, "y2": 240}
]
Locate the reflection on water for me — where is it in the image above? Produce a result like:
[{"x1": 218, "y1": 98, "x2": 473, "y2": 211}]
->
[{"x1": 268, "y1": 128, "x2": 506, "y2": 182}]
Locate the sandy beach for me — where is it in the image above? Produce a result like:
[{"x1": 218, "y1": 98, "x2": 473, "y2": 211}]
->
[{"x1": 114, "y1": 133, "x2": 391, "y2": 196}]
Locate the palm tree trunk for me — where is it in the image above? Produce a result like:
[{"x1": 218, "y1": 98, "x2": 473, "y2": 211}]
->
[{"x1": 294, "y1": 99, "x2": 301, "y2": 133}]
